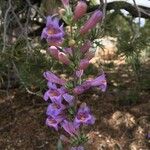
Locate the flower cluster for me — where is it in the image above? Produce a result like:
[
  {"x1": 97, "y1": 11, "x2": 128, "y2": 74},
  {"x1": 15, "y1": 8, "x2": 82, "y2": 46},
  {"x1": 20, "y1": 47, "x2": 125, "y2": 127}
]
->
[{"x1": 41, "y1": 0, "x2": 106, "y2": 149}]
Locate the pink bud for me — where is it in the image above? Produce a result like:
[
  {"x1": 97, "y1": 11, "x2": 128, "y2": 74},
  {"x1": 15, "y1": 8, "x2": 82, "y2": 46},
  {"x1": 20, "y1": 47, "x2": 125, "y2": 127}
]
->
[
  {"x1": 80, "y1": 10, "x2": 103, "y2": 35},
  {"x1": 47, "y1": 46, "x2": 59, "y2": 60},
  {"x1": 61, "y1": 0, "x2": 69, "y2": 7},
  {"x1": 73, "y1": 1, "x2": 87, "y2": 21},
  {"x1": 58, "y1": 52, "x2": 71, "y2": 64},
  {"x1": 84, "y1": 51, "x2": 95, "y2": 60},
  {"x1": 79, "y1": 59, "x2": 89, "y2": 70},
  {"x1": 80, "y1": 40, "x2": 92, "y2": 53}
]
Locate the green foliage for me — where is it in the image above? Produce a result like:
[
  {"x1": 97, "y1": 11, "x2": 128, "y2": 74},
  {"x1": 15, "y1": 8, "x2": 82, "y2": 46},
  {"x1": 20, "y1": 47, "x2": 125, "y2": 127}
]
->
[{"x1": 0, "y1": 38, "x2": 53, "y2": 94}]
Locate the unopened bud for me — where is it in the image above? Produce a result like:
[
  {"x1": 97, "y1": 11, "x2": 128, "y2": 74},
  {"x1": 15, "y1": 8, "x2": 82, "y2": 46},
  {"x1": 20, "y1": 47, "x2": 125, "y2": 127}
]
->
[
  {"x1": 58, "y1": 52, "x2": 71, "y2": 64},
  {"x1": 80, "y1": 40, "x2": 92, "y2": 53},
  {"x1": 80, "y1": 10, "x2": 103, "y2": 35},
  {"x1": 84, "y1": 51, "x2": 95, "y2": 60},
  {"x1": 47, "y1": 46, "x2": 59, "y2": 60},
  {"x1": 76, "y1": 70, "x2": 83, "y2": 78},
  {"x1": 79, "y1": 59, "x2": 89, "y2": 70},
  {"x1": 73, "y1": 1, "x2": 87, "y2": 21}
]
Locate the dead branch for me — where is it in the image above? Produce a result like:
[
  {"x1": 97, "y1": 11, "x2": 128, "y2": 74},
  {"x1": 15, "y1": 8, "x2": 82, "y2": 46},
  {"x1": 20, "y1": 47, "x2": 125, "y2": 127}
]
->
[{"x1": 88, "y1": 1, "x2": 150, "y2": 19}]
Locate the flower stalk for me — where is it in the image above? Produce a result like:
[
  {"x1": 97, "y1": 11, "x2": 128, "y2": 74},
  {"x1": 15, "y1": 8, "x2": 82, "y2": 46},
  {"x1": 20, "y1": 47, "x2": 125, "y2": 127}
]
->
[{"x1": 41, "y1": 1, "x2": 106, "y2": 149}]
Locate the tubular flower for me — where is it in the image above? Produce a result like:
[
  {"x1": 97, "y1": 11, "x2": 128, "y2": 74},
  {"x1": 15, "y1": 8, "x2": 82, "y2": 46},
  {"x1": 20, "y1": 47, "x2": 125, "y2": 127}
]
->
[
  {"x1": 74, "y1": 103, "x2": 95, "y2": 126},
  {"x1": 44, "y1": 88, "x2": 62, "y2": 102},
  {"x1": 58, "y1": 52, "x2": 71, "y2": 65},
  {"x1": 46, "y1": 114, "x2": 64, "y2": 131},
  {"x1": 43, "y1": 71, "x2": 66, "y2": 85},
  {"x1": 46, "y1": 101, "x2": 66, "y2": 116},
  {"x1": 43, "y1": 84, "x2": 66, "y2": 101},
  {"x1": 41, "y1": 16, "x2": 65, "y2": 45},
  {"x1": 80, "y1": 10, "x2": 103, "y2": 34},
  {"x1": 47, "y1": 46, "x2": 59, "y2": 60},
  {"x1": 78, "y1": 59, "x2": 90, "y2": 70},
  {"x1": 90, "y1": 73, "x2": 107, "y2": 92},
  {"x1": 63, "y1": 93, "x2": 75, "y2": 106},
  {"x1": 80, "y1": 40, "x2": 92, "y2": 53},
  {"x1": 73, "y1": 1, "x2": 87, "y2": 21},
  {"x1": 73, "y1": 81, "x2": 91, "y2": 95},
  {"x1": 74, "y1": 73, "x2": 107, "y2": 94},
  {"x1": 61, "y1": 120, "x2": 79, "y2": 136}
]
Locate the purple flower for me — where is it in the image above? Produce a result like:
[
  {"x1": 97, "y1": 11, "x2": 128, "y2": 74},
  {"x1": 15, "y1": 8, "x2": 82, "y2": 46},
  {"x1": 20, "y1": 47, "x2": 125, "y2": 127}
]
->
[
  {"x1": 63, "y1": 93, "x2": 75, "y2": 106},
  {"x1": 46, "y1": 114, "x2": 64, "y2": 131},
  {"x1": 41, "y1": 16, "x2": 64, "y2": 46},
  {"x1": 43, "y1": 71, "x2": 66, "y2": 85},
  {"x1": 73, "y1": 81, "x2": 91, "y2": 95},
  {"x1": 73, "y1": 1, "x2": 87, "y2": 21},
  {"x1": 74, "y1": 103, "x2": 95, "y2": 126},
  {"x1": 61, "y1": 120, "x2": 79, "y2": 136},
  {"x1": 46, "y1": 101, "x2": 66, "y2": 116},
  {"x1": 47, "y1": 82, "x2": 57, "y2": 89},
  {"x1": 71, "y1": 146, "x2": 84, "y2": 150},
  {"x1": 43, "y1": 86, "x2": 66, "y2": 101},
  {"x1": 73, "y1": 73, "x2": 107, "y2": 94},
  {"x1": 90, "y1": 73, "x2": 107, "y2": 92},
  {"x1": 80, "y1": 10, "x2": 103, "y2": 35}
]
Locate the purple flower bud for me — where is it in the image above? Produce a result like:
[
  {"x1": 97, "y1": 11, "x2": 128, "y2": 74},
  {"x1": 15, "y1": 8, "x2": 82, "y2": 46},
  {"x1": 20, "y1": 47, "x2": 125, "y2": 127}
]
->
[
  {"x1": 58, "y1": 52, "x2": 71, "y2": 65},
  {"x1": 79, "y1": 59, "x2": 89, "y2": 70},
  {"x1": 76, "y1": 70, "x2": 83, "y2": 78},
  {"x1": 80, "y1": 40, "x2": 92, "y2": 53},
  {"x1": 43, "y1": 71, "x2": 66, "y2": 85},
  {"x1": 80, "y1": 10, "x2": 103, "y2": 34},
  {"x1": 47, "y1": 46, "x2": 59, "y2": 60},
  {"x1": 73, "y1": 1, "x2": 87, "y2": 21}
]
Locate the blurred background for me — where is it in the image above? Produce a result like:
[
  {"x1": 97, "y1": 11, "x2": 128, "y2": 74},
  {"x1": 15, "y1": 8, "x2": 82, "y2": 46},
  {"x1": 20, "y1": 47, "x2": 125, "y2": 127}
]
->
[{"x1": 0, "y1": 0, "x2": 150, "y2": 149}]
